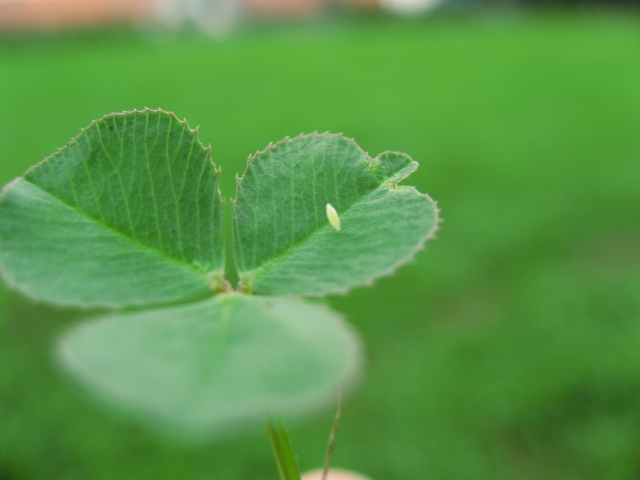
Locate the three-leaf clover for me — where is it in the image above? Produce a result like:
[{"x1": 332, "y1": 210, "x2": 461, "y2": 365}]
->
[{"x1": 0, "y1": 109, "x2": 439, "y2": 438}]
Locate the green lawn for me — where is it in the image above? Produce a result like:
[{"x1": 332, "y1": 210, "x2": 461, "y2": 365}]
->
[{"x1": 1, "y1": 11, "x2": 639, "y2": 479}]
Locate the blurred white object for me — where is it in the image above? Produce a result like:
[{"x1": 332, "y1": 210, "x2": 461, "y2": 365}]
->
[
  {"x1": 379, "y1": 0, "x2": 441, "y2": 15},
  {"x1": 154, "y1": 0, "x2": 241, "y2": 35},
  {"x1": 154, "y1": 0, "x2": 188, "y2": 29},
  {"x1": 301, "y1": 469, "x2": 373, "y2": 480},
  {"x1": 188, "y1": 0, "x2": 241, "y2": 35}
]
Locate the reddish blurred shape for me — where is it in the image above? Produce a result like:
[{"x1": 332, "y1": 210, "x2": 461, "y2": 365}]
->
[{"x1": 0, "y1": 0, "x2": 156, "y2": 31}]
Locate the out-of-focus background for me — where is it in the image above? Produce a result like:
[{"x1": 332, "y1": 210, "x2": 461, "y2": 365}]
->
[{"x1": 1, "y1": 0, "x2": 639, "y2": 479}]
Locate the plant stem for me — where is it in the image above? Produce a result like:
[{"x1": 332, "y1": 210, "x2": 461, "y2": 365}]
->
[
  {"x1": 322, "y1": 391, "x2": 342, "y2": 480},
  {"x1": 266, "y1": 415, "x2": 302, "y2": 480}
]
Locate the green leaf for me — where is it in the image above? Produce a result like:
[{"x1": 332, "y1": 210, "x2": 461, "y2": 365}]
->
[
  {"x1": 58, "y1": 293, "x2": 361, "y2": 439},
  {"x1": 0, "y1": 110, "x2": 225, "y2": 308},
  {"x1": 233, "y1": 134, "x2": 439, "y2": 295}
]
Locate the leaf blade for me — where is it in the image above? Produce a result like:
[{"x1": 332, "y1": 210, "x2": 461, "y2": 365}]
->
[
  {"x1": 0, "y1": 110, "x2": 225, "y2": 308},
  {"x1": 233, "y1": 135, "x2": 439, "y2": 295},
  {"x1": 0, "y1": 179, "x2": 215, "y2": 308},
  {"x1": 58, "y1": 293, "x2": 362, "y2": 439},
  {"x1": 251, "y1": 184, "x2": 438, "y2": 295}
]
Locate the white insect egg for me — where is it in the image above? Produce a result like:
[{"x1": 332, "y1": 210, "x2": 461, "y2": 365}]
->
[{"x1": 326, "y1": 203, "x2": 341, "y2": 231}]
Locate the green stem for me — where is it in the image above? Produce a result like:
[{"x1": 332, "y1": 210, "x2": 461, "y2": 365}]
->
[
  {"x1": 322, "y1": 392, "x2": 342, "y2": 480},
  {"x1": 266, "y1": 415, "x2": 302, "y2": 480}
]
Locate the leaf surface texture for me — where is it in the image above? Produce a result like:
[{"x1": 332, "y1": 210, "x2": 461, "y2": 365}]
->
[
  {"x1": 0, "y1": 110, "x2": 224, "y2": 308},
  {"x1": 59, "y1": 293, "x2": 361, "y2": 437},
  {"x1": 233, "y1": 134, "x2": 438, "y2": 295}
]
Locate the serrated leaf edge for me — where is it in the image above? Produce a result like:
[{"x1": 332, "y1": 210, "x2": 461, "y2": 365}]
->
[
  {"x1": 0, "y1": 109, "x2": 226, "y2": 310},
  {"x1": 247, "y1": 190, "x2": 440, "y2": 297},
  {"x1": 232, "y1": 133, "x2": 440, "y2": 296}
]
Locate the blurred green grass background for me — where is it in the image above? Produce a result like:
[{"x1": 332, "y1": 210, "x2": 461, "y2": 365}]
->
[{"x1": 1, "y1": 11, "x2": 639, "y2": 479}]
